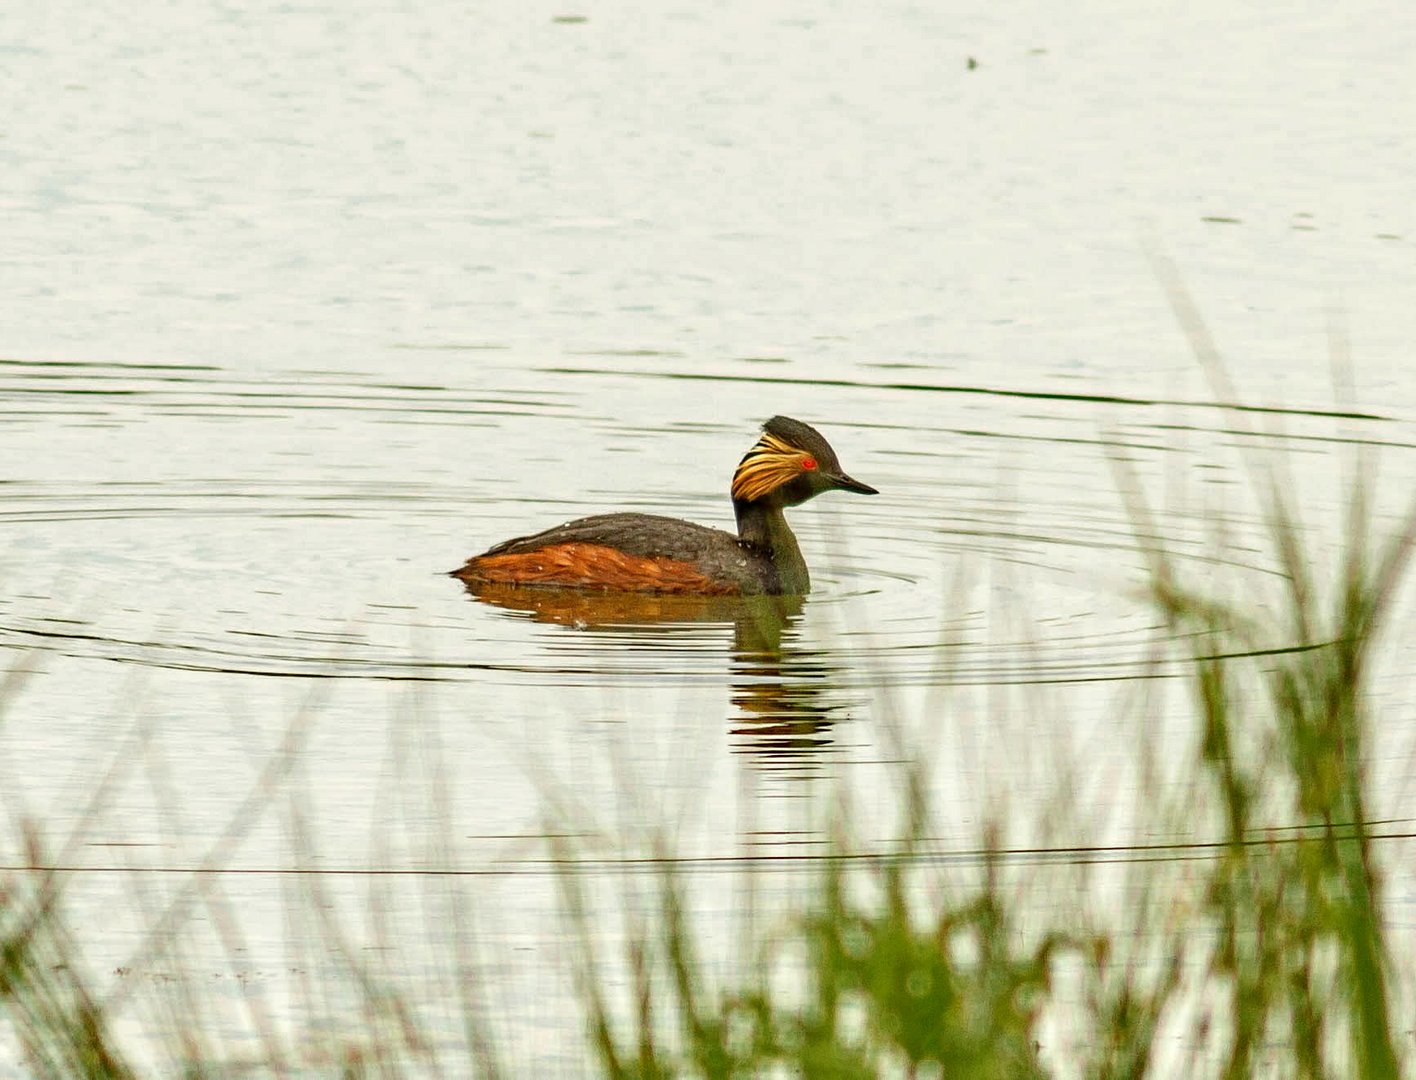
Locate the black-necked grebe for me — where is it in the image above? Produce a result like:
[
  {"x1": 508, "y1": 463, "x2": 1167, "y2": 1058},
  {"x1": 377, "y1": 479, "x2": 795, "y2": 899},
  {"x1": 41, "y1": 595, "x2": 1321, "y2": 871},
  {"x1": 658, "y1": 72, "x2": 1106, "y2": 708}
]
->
[{"x1": 452, "y1": 416, "x2": 876, "y2": 595}]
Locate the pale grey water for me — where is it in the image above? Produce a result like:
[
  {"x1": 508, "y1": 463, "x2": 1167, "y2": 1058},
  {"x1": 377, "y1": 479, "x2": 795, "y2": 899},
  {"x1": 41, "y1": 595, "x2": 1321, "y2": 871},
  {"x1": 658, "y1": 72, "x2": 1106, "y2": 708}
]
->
[{"x1": 3, "y1": 0, "x2": 1416, "y2": 1072}]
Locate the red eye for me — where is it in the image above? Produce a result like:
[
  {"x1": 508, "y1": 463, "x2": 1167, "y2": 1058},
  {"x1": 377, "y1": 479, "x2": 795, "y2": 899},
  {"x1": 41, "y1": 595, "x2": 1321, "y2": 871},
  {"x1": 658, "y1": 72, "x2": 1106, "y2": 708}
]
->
[{"x1": 801, "y1": 456, "x2": 817, "y2": 471}]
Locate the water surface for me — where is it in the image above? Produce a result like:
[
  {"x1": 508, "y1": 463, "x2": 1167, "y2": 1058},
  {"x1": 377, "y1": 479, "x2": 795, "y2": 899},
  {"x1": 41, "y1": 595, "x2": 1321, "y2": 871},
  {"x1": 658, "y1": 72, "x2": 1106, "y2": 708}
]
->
[{"x1": 3, "y1": 0, "x2": 1416, "y2": 1071}]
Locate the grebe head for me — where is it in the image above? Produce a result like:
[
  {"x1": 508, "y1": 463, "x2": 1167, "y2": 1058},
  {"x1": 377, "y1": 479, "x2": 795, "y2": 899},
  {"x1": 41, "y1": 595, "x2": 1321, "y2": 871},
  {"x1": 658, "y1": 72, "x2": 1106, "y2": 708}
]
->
[{"x1": 730, "y1": 416, "x2": 877, "y2": 508}]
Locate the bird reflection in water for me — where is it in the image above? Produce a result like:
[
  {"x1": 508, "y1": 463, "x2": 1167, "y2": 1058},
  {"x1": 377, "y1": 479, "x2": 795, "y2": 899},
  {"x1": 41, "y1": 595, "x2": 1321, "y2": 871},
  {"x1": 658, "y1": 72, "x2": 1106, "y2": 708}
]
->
[{"x1": 460, "y1": 581, "x2": 848, "y2": 774}]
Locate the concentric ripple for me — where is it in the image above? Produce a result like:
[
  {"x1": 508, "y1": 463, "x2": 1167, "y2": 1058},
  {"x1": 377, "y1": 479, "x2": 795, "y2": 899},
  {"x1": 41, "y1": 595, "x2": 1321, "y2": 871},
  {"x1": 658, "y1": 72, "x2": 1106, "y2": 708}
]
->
[{"x1": 5, "y1": 351, "x2": 1404, "y2": 703}]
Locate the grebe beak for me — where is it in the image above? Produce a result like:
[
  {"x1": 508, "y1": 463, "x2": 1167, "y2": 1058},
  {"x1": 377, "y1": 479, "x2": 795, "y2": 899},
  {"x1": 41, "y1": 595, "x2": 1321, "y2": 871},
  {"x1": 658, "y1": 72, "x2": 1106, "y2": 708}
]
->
[{"x1": 831, "y1": 472, "x2": 878, "y2": 495}]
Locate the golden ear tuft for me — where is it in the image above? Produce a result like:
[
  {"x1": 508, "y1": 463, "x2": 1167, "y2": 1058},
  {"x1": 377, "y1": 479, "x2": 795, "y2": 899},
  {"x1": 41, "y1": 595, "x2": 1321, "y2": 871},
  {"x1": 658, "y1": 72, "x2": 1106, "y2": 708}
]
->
[{"x1": 731, "y1": 433, "x2": 814, "y2": 501}]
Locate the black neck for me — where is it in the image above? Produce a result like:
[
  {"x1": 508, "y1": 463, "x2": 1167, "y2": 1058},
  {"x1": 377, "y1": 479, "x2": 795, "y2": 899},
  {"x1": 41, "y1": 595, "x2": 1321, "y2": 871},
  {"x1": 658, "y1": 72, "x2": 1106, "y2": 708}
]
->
[{"x1": 734, "y1": 499, "x2": 809, "y2": 594}]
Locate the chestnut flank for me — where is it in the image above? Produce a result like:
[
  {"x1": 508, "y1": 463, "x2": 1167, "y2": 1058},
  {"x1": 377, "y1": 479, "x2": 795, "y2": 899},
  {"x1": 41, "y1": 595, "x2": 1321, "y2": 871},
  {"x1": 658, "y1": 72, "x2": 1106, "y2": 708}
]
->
[{"x1": 454, "y1": 542, "x2": 741, "y2": 595}]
